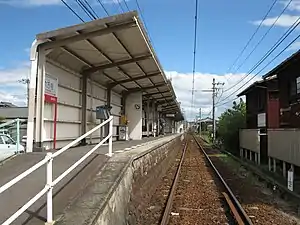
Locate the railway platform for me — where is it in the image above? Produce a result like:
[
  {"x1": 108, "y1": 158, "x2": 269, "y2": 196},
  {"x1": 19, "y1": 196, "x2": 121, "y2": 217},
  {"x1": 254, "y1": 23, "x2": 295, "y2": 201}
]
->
[{"x1": 0, "y1": 134, "x2": 179, "y2": 225}]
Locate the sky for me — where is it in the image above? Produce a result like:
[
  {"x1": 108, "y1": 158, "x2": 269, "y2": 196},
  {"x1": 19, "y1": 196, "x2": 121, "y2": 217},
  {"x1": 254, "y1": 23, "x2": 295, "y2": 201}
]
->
[{"x1": 1, "y1": 0, "x2": 300, "y2": 121}]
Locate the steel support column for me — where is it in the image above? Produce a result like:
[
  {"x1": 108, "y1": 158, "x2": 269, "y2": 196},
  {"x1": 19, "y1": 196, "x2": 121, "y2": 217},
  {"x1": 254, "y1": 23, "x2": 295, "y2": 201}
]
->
[
  {"x1": 81, "y1": 76, "x2": 88, "y2": 145},
  {"x1": 146, "y1": 99, "x2": 150, "y2": 137},
  {"x1": 34, "y1": 48, "x2": 46, "y2": 151}
]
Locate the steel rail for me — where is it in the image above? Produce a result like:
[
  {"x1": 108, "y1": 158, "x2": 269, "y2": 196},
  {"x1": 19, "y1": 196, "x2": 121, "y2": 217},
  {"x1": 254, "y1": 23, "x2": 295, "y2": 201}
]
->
[
  {"x1": 160, "y1": 140, "x2": 188, "y2": 225},
  {"x1": 193, "y1": 135, "x2": 253, "y2": 225}
]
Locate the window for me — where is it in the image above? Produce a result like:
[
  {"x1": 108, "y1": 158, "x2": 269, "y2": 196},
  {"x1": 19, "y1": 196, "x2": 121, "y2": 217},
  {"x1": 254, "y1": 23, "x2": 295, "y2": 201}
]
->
[
  {"x1": 1, "y1": 135, "x2": 15, "y2": 145},
  {"x1": 297, "y1": 77, "x2": 300, "y2": 94}
]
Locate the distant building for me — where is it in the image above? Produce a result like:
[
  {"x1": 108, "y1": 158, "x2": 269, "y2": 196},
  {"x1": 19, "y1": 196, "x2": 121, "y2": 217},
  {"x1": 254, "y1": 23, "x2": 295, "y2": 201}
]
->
[{"x1": 0, "y1": 102, "x2": 17, "y2": 108}]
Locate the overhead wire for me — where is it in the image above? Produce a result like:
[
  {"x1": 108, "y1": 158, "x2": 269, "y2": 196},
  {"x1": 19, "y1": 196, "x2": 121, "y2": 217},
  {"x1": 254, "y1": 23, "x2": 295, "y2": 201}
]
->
[
  {"x1": 191, "y1": 0, "x2": 199, "y2": 112},
  {"x1": 83, "y1": 0, "x2": 99, "y2": 18},
  {"x1": 96, "y1": 0, "x2": 110, "y2": 16},
  {"x1": 135, "y1": 0, "x2": 154, "y2": 45},
  {"x1": 116, "y1": 0, "x2": 125, "y2": 13},
  {"x1": 75, "y1": 0, "x2": 96, "y2": 20},
  {"x1": 231, "y1": 0, "x2": 293, "y2": 75},
  {"x1": 60, "y1": 0, "x2": 85, "y2": 22},
  {"x1": 224, "y1": 0, "x2": 278, "y2": 79},
  {"x1": 124, "y1": 0, "x2": 130, "y2": 11},
  {"x1": 217, "y1": 28, "x2": 300, "y2": 106},
  {"x1": 222, "y1": 0, "x2": 294, "y2": 94},
  {"x1": 218, "y1": 15, "x2": 300, "y2": 104}
]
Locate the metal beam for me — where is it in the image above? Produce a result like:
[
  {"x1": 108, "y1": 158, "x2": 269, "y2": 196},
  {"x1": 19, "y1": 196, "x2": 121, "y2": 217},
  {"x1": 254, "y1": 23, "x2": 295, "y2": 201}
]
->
[
  {"x1": 155, "y1": 97, "x2": 173, "y2": 102},
  {"x1": 157, "y1": 99, "x2": 174, "y2": 105},
  {"x1": 127, "y1": 83, "x2": 166, "y2": 93},
  {"x1": 40, "y1": 21, "x2": 136, "y2": 50},
  {"x1": 143, "y1": 90, "x2": 170, "y2": 97},
  {"x1": 83, "y1": 54, "x2": 151, "y2": 74},
  {"x1": 109, "y1": 71, "x2": 161, "y2": 87}
]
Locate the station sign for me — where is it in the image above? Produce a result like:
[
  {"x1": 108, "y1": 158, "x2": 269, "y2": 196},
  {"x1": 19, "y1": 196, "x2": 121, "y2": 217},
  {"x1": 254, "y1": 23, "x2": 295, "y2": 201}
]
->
[
  {"x1": 45, "y1": 74, "x2": 58, "y2": 103},
  {"x1": 257, "y1": 113, "x2": 266, "y2": 127}
]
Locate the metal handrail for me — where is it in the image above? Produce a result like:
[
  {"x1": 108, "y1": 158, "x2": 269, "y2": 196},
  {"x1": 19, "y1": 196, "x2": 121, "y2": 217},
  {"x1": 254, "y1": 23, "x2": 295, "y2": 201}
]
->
[{"x1": 0, "y1": 116, "x2": 114, "y2": 225}]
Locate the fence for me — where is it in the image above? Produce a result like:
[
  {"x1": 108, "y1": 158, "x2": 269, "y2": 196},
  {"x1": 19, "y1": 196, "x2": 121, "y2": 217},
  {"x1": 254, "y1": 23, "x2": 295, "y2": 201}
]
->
[
  {"x1": 239, "y1": 129, "x2": 260, "y2": 153},
  {"x1": 268, "y1": 128, "x2": 300, "y2": 167},
  {"x1": 0, "y1": 118, "x2": 26, "y2": 153},
  {"x1": 0, "y1": 116, "x2": 114, "y2": 225}
]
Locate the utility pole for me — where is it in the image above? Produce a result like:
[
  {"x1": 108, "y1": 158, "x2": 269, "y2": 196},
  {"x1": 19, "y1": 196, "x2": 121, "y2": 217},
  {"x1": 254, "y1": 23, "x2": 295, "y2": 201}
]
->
[
  {"x1": 199, "y1": 108, "x2": 202, "y2": 136},
  {"x1": 212, "y1": 78, "x2": 224, "y2": 142},
  {"x1": 18, "y1": 78, "x2": 30, "y2": 106}
]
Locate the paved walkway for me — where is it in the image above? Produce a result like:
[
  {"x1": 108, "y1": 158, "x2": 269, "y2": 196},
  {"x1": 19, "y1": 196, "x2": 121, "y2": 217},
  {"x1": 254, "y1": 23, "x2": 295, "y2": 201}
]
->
[{"x1": 0, "y1": 136, "x2": 166, "y2": 225}]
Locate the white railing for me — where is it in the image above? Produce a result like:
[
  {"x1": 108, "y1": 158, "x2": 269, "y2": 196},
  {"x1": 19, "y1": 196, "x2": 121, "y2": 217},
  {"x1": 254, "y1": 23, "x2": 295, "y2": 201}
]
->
[{"x1": 0, "y1": 116, "x2": 114, "y2": 225}]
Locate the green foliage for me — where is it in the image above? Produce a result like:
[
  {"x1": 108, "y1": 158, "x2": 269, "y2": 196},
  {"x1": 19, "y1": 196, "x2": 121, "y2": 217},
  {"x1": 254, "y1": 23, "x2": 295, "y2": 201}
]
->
[{"x1": 217, "y1": 98, "x2": 246, "y2": 155}]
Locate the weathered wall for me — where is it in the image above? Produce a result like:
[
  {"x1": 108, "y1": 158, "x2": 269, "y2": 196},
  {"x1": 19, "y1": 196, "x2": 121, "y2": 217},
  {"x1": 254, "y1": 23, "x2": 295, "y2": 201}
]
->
[
  {"x1": 42, "y1": 62, "x2": 121, "y2": 149},
  {"x1": 268, "y1": 128, "x2": 300, "y2": 166},
  {"x1": 239, "y1": 129, "x2": 260, "y2": 153}
]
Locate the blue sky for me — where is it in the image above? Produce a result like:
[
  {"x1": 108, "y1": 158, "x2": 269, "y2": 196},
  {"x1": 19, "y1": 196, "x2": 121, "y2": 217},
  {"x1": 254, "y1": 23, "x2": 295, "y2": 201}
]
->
[{"x1": 0, "y1": 0, "x2": 300, "y2": 120}]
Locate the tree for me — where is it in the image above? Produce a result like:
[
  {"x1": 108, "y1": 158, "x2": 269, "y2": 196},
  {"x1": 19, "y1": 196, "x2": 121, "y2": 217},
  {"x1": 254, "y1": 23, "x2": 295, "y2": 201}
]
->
[{"x1": 217, "y1": 98, "x2": 246, "y2": 155}]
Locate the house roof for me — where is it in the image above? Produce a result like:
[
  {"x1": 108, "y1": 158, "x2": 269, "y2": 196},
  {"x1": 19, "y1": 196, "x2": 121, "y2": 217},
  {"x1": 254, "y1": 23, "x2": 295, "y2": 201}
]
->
[
  {"x1": 237, "y1": 80, "x2": 266, "y2": 97},
  {"x1": 263, "y1": 50, "x2": 300, "y2": 79}
]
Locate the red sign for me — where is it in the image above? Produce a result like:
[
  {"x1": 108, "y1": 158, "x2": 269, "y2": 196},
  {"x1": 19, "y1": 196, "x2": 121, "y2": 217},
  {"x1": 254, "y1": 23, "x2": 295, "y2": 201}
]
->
[{"x1": 44, "y1": 94, "x2": 57, "y2": 104}]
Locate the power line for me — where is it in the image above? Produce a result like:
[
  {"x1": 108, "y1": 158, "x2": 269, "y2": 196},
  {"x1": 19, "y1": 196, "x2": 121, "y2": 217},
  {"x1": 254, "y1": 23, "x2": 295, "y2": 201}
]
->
[
  {"x1": 219, "y1": 15, "x2": 300, "y2": 102},
  {"x1": 83, "y1": 0, "x2": 99, "y2": 18},
  {"x1": 60, "y1": 0, "x2": 85, "y2": 22},
  {"x1": 96, "y1": 0, "x2": 109, "y2": 16},
  {"x1": 231, "y1": 0, "x2": 293, "y2": 75},
  {"x1": 116, "y1": 0, "x2": 125, "y2": 13},
  {"x1": 135, "y1": 0, "x2": 154, "y2": 45},
  {"x1": 225, "y1": 0, "x2": 278, "y2": 74},
  {"x1": 124, "y1": 0, "x2": 130, "y2": 11},
  {"x1": 75, "y1": 0, "x2": 95, "y2": 20},
  {"x1": 191, "y1": 0, "x2": 199, "y2": 116},
  {"x1": 217, "y1": 29, "x2": 300, "y2": 106}
]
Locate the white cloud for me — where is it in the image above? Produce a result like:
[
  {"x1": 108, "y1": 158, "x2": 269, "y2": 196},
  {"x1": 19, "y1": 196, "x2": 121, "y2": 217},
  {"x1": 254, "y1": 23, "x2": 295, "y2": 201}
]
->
[
  {"x1": 0, "y1": 0, "x2": 61, "y2": 7},
  {"x1": 167, "y1": 71, "x2": 260, "y2": 121},
  {"x1": 0, "y1": 65, "x2": 30, "y2": 106},
  {"x1": 252, "y1": 14, "x2": 299, "y2": 27},
  {"x1": 280, "y1": 0, "x2": 300, "y2": 11},
  {"x1": 287, "y1": 41, "x2": 300, "y2": 51}
]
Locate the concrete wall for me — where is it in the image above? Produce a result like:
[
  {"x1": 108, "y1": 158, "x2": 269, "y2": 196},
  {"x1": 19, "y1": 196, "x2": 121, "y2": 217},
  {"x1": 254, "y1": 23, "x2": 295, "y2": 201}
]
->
[
  {"x1": 40, "y1": 62, "x2": 121, "y2": 149},
  {"x1": 268, "y1": 129, "x2": 300, "y2": 166},
  {"x1": 125, "y1": 92, "x2": 142, "y2": 140},
  {"x1": 239, "y1": 129, "x2": 260, "y2": 153}
]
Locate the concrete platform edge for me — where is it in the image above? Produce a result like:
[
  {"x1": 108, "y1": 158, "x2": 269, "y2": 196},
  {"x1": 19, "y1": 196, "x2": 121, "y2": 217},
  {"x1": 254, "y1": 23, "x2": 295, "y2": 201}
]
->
[{"x1": 55, "y1": 134, "x2": 182, "y2": 225}]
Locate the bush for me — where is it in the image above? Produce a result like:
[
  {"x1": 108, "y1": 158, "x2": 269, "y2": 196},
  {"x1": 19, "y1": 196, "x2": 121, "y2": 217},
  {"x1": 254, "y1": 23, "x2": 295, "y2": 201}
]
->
[{"x1": 217, "y1": 99, "x2": 246, "y2": 155}]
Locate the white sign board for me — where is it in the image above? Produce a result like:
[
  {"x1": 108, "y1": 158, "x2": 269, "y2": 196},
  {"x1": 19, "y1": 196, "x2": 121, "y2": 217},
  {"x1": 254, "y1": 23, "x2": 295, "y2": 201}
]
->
[
  {"x1": 257, "y1": 113, "x2": 266, "y2": 127},
  {"x1": 288, "y1": 169, "x2": 294, "y2": 192},
  {"x1": 166, "y1": 114, "x2": 175, "y2": 118},
  {"x1": 45, "y1": 74, "x2": 58, "y2": 97}
]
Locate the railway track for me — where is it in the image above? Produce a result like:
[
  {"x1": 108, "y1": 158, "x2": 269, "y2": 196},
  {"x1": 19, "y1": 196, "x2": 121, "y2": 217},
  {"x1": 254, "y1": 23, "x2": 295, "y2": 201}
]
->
[{"x1": 159, "y1": 134, "x2": 253, "y2": 225}]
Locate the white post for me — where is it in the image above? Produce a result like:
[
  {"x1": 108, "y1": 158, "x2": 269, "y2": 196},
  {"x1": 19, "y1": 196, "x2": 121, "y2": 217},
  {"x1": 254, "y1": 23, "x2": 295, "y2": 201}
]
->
[
  {"x1": 273, "y1": 158, "x2": 276, "y2": 173},
  {"x1": 16, "y1": 118, "x2": 20, "y2": 153},
  {"x1": 108, "y1": 118, "x2": 113, "y2": 157},
  {"x1": 254, "y1": 153, "x2": 258, "y2": 164},
  {"x1": 249, "y1": 151, "x2": 252, "y2": 161},
  {"x1": 258, "y1": 153, "x2": 261, "y2": 165},
  {"x1": 46, "y1": 153, "x2": 53, "y2": 224},
  {"x1": 288, "y1": 165, "x2": 294, "y2": 192},
  {"x1": 268, "y1": 157, "x2": 272, "y2": 171}
]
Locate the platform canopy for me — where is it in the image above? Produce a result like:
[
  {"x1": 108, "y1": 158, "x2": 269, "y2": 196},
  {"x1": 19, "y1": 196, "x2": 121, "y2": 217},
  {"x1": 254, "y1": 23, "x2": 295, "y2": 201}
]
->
[{"x1": 36, "y1": 11, "x2": 183, "y2": 119}]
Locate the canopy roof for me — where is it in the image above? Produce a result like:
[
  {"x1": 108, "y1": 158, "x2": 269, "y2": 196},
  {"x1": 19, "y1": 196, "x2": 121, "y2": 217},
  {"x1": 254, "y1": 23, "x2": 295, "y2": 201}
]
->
[{"x1": 36, "y1": 11, "x2": 183, "y2": 119}]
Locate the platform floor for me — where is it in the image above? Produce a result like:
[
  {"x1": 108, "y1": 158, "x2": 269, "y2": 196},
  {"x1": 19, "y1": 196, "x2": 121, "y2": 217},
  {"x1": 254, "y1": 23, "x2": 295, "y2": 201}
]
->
[{"x1": 0, "y1": 135, "x2": 170, "y2": 225}]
